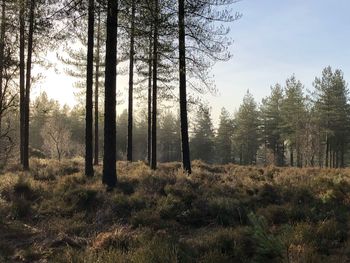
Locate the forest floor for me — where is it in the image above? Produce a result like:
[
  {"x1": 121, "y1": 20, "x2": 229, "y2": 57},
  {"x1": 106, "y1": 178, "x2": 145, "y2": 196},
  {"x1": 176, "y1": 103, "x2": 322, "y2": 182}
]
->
[{"x1": 1, "y1": 159, "x2": 350, "y2": 262}]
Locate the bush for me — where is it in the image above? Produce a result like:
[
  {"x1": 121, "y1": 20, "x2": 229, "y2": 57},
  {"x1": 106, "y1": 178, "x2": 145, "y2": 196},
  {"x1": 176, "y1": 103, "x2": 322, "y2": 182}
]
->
[
  {"x1": 207, "y1": 197, "x2": 246, "y2": 226},
  {"x1": 63, "y1": 187, "x2": 99, "y2": 212},
  {"x1": 248, "y1": 213, "x2": 284, "y2": 262},
  {"x1": 11, "y1": 197, "x2": 32, "y2": 219},
  {"x1": 256, "y1": 204, "x2": 290, "y2": 225}
]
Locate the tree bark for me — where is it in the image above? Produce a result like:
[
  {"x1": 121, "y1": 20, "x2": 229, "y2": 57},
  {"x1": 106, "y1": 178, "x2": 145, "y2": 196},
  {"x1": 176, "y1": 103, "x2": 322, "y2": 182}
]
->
[
  {"x1": 147, "y1": 34, "x2": 152, "y2": 165},
  {"x1": 23, "y1": 0, "x2": 35, "y2": 170},
  {"x1": 103, "y1": 0, "x2": 118, "y2": 189},
  {"x1": 341, "y1": 144, "x2": 345, "y2": 168},
  {"x1": 85, "y1": 0, "x2": 94, "y2": 177},
  {"x1": 151, "y1": 0, "x2": 158, "y2": 170},
  {"x1": 94, "y1": 7, "x2": 101, "y2": 166},
  {"x1": 325, "y1": 135, "x2": 329, "y2": 167},
  {"x1": 19, "y1": 0, "x2": 25, "y2": 165},
  {"x1": 127, "y1": 0, "x2": 135, "y2": 162},
  {"x1": 178, "y1": 0, "x2": 191, "y2": 173},
  {"x1": 0, "y1": 0, "x2": 6, "y2": 141}
]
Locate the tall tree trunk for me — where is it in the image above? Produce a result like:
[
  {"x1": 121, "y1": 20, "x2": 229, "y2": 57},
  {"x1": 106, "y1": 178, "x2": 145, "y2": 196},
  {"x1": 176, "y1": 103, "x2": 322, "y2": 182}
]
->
[
  {"x1": 85, "y1": 0, "x2": 94, "y2": 177},
  {"x1": 127, "y1": 0, "x2": 135, "y2": 162},
  {"x1": 23, "y1": 0, "x2": 35, "y2": 170},
  {"x1": 0, "y1": 0, "x2": 6, "y2": 141},
  {"x1": 329, "y1": 144, "x2": 333, "y2": 168},
  {"x1": 94, "y1": 7, "x2": 101, "y2": 166},
  {"x1": 325, "y1": 135, "x2": 329, "y2": 167},
  {"x1": 178, "y1": 0, "x2": 191, "y2": 173},
  {"x1": 147, "y1": 34, "x2": 152, "y2": 165},
  {"x1": 336, "y1": 149, "x2": 339, "y2": 168},
  {"x1": 151, "y1": 0, "x2": 158, "y2": 170},
  {"x1": 19, "y1": 0, "x2": 25, "y2": 165},
  {"x1": 290, "y1": 146, "x2": 293, "y2": 167},
  {"x1": 103, "y1": 0, "x2": 118, "y2": 189},
  {"x1": 341, "y1": 144, "x2": 345, "y2": 168}
]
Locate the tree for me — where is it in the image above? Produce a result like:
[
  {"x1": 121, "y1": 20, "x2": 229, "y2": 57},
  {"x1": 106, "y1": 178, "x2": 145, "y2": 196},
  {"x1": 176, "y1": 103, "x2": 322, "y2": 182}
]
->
[
  {"x1": 281, "y1": 76, "x2": 307, "y2": 167},
  {"x1": 234, "y1": 91, "x2": 260, "y2": 165},
  {"x1": 260, "y1": 84, "x2": 284, "y2": 166},
  {"x1": 215, "y1": 108, "x2": 234, "y2": 164},
  {"x1": 190, "y1": 104, "x2": 215, "y2": 163},
  {"x1": 19, "y1": 0, "x2": 25, "y2": 166},
  {"x1": 41, "y1": 111, "x2": 72, "y2": 161},
  {"x1": 0, "y1": 0, "x2": 19, "y2": 167},
  {"x1": 159, "y1": 111, "x2": 181, "y2": 162},
  {"x1": 30, "y1": 92, "x2": 60, "y2": 150},
  {"x1": 313, "y1": 66, "x2": 350, "y2": 168},
  {"x1": 151, "y1": 0, "x2": 159, "y2": 170},
  {"x1": 178, "y1": 0, "x2": 191, "y2": 173},
  {"x1": 94, "y1": 7, "x2": 102, "y2": 165},
  {"x1": 0, "y1": 0, "x2": 5, "y2": 139},
  {"x1": 103, "y1": 0, "x2": 118, "y2": 189},
  {"x1": 23, "y1": 0, "x2": 36, "y2": 170},
  {"x1": 85, "y1": 0, "x2": 94, "y2": 177},
  {"x1": 127, "y1": 0, "x2": 136, "y2": 162},
  {"x1": 116, "y1": 109, "x2": 128, "y2": 160}
]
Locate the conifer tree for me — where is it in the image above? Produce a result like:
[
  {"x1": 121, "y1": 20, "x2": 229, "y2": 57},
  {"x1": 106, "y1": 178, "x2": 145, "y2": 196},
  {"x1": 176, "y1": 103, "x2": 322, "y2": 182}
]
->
[{"x1": 234, "y1": 91, "x2": 260, "y2": 165}]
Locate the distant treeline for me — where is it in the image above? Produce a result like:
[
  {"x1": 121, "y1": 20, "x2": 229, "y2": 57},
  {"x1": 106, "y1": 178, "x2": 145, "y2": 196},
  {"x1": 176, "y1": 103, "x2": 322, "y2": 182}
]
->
[{"x1": 1, "y1": 65, "x2": 347, "y2": 168}]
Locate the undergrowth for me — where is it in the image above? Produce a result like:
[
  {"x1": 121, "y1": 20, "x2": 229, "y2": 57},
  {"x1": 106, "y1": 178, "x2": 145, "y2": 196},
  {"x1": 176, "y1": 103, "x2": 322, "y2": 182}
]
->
[{"x1": 0, "y1": 159, "x2": 350, "y2": 262}]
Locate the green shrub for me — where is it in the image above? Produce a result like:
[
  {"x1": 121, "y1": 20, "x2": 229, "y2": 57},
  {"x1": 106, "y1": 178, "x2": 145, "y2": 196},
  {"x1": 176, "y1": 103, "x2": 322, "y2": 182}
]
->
[{"x1": 248, "y1": 213, "x2": 284, "y2": 262}]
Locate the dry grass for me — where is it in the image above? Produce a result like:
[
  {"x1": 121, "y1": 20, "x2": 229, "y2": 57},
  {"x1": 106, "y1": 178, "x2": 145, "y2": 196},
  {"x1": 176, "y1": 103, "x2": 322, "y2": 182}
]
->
[{"x1": 1, "y1": 159, "x2": 350, "y2": 262}]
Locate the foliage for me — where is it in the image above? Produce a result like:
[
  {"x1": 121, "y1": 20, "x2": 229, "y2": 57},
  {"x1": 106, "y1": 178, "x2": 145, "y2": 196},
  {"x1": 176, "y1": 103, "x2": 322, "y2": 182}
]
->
[{"x1": 1, "y1": 160, "x2": 350, "y2": 262}]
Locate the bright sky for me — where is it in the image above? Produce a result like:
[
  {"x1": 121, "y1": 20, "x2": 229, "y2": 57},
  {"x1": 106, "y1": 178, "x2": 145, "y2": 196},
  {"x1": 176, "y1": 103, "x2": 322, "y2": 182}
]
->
[{"x1": 36, "y1": 0, "x2": 350, "y2": 123}]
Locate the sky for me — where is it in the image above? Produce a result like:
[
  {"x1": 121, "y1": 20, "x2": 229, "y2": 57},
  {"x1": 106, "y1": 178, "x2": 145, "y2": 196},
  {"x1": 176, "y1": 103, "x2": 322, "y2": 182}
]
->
[{"x1": 36, "y1": 0, "x2": 350, "y2": 124}]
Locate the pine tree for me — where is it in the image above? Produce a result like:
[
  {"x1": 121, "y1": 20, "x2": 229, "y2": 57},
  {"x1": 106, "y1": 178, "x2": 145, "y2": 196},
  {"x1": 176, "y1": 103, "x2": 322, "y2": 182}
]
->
[
  {"x1": 191, "y1": 104, "x2": 215, "y2": 163},
  {"x1": 234, "y1": 91, "x2": 260, "y2": 165},
  {"x1": 215, "y1": 108, "x2": 234, "y2": 164},
  {"x1": 260, "y1": 84, "x2": 284, "y2": 166},
  {"x1": 103, "y1": 0, "x2": 118, "y2": 190},
  {"x1": 85, "y1": 0, "x2": 94, "y2": 177},
  {"x1": 313, "y1": 66, "x2": 350, "y2": 168},
  {"x1": 281, "y1": 75, "x2": 307, "y2": 167}
]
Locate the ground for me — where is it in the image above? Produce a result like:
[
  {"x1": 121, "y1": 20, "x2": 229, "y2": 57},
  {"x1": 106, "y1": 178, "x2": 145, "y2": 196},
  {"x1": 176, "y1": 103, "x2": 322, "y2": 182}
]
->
[{"x1": 1, "y1": 159, "x2": 350, "y2": 262}]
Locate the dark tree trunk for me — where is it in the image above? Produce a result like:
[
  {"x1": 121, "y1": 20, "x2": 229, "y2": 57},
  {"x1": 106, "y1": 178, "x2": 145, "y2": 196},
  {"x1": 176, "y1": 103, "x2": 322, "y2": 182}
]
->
[
  {"x1": 151, "y1": 0, "x2": 158, "y2": 170},
  {"x1": 0, "y1": 0, "x2": 5, "y2": 139},
  {"x1": 290, "y1": 146, "x2": 294, "y2": 167},
  {"x1": 178, "y1": 0, "x2": 191, "y2": 173},
  {"x1": 336, "y1": 150, "x2": 339, "y2": 168},
  {"x1": 341, "y1": 144, "x2": 345, "y2": 168},
  {"x1": 127, "y1": 0, "x2": 135, "y2": 162},
  {"x1": 103, "y1": 0, "x2": 118, "y2": 189},
  {"x1": 325, "y1": 136, "x2": 329, "y2": 167},
  {"x1": 85, "y1": 0, "x2": 94, "y2": 177},
  {"x1": 329, "y1": 144, "x2": 333, "y2": 168},
  {"x1": 239, "y1": 145, "x2": 243, "y2": 165},
  {"x1": 296, "y1": 144, "x2": 302, "y2": 168},
  {"x1": 19, "y1": 0, "x2": 25, "y2": 165},
  {"x1": 94, "y1": 8, "x2": 101, "y2": 166},
  {"x1": 147, "y1": 35, "x2": 152, "y2": 165},
  {"x1": 23, "y1": 0, "x2": 35, "y2": 170}
]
